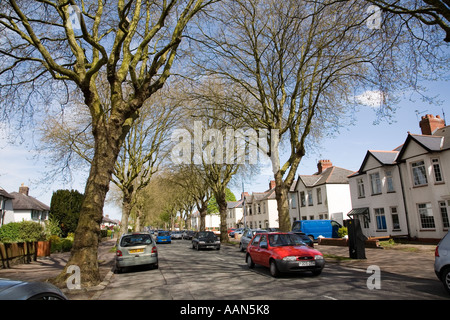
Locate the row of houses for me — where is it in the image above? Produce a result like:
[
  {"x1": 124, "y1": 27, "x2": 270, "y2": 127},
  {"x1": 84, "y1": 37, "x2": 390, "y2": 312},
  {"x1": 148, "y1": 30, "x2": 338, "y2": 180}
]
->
[{"x1": 226, "y1": 114, "x2": 449, "y2": 242}]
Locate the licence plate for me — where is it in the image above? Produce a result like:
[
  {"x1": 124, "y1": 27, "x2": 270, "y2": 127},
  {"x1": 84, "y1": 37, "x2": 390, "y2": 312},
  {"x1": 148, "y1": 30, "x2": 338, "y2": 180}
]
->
[
  {"x1": 129, "y1": 249, "x2": 144, "y2": 254},
  {"x1": 299, "y1": 261, "x2": 315, "y2": 267}
]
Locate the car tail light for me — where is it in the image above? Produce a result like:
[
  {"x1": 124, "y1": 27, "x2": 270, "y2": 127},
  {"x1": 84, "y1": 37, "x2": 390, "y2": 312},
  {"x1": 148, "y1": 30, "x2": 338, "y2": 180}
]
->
[
  {"x1": 435, "y1": 245, "x2": 439, "y2": 257},
  {"x1": 152, "y1": 246, "x2": 157, "y2": 254},
  {"x1": 116, "y1": 250, "x2": 122, "y2": 257}
]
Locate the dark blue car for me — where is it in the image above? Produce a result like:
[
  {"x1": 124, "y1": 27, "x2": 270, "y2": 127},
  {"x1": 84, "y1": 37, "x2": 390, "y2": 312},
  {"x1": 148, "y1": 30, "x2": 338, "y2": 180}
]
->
[{"x1": 156, "y1": 231, "x2": 171, "y2": 244}]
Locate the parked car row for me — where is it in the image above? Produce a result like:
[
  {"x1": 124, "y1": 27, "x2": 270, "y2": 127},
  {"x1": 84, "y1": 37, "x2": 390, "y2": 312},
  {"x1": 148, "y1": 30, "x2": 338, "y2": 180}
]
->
[{"x1": 117, "y1": 228, "x2": 450, "y2": 294}]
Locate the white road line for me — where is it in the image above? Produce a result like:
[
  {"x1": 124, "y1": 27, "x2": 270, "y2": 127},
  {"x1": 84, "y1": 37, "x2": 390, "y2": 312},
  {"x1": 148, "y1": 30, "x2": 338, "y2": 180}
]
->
[{"x1": 323, "y1": 295, "x2": 338, "y2": 300}]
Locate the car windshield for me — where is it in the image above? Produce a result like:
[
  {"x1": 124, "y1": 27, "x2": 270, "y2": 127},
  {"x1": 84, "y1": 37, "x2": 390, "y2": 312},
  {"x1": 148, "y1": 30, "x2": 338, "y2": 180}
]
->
[
  {"x1": 120, "y1": 234, "x2": 152, "y2": 247},
  {"x1": 268, "y1": 234, "x2": 306, "y2": 247},
  {"x1": 158, "y1": 231, "x2": 170, "y2": 236},
  {"x1": 198, "y1": 232, "x2": 215, "y2": 238}
]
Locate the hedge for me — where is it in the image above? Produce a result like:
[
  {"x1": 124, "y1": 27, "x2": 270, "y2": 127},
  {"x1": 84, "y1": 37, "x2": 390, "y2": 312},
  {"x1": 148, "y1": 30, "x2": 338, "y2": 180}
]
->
[{"x1": 0, "y1": 221, "x2": 45, "y2": 243}]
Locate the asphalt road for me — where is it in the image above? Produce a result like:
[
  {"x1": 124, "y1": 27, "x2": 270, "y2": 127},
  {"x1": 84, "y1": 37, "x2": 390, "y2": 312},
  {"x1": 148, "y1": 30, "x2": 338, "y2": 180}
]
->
[{"x1": 96, "y1": 239, "x2": 449, "y2": 301}]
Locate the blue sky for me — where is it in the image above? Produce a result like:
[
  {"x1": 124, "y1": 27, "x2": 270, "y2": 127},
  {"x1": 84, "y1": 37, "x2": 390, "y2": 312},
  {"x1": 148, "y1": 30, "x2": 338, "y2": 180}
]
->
[{"x1": 0, "y1": 80, "x2": 448, "y2": 221}]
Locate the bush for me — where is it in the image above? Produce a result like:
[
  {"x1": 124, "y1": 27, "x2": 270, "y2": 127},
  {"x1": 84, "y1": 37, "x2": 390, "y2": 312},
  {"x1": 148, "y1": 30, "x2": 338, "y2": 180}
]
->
[
  {"x1": 49, "y1": 235, "x2": 73, "y2": 253},
  {"x1": 0, "y1": 222, "x2": 21, "y2": 243},
  {"x1": 337, "y1": 226, "x2": 348, "y2": 238},
  {"x1": 0, "y1": 221, "x2": 45, "y2": 243}
]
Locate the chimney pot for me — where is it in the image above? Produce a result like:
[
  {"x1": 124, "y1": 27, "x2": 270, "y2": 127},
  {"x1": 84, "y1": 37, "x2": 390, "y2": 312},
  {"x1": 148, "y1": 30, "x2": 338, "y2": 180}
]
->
[
  {"x1": 269, "y1": 180, "x2": 276, "y2": 190},
  {"x1": 19, "y1": 183, "x2": 29, "y2": 196},
  {"x1": 419, "y1": 114, "x2": 445, "y2": 135},
  {"x1": 317, "y1": 160, "x2": 333, "y2": 174}
]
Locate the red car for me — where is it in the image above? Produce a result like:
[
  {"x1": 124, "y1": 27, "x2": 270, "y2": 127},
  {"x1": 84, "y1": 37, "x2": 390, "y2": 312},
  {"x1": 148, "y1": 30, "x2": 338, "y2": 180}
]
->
[{"x1": 246, "y1": 232, "x2": 325, "y2": 277}]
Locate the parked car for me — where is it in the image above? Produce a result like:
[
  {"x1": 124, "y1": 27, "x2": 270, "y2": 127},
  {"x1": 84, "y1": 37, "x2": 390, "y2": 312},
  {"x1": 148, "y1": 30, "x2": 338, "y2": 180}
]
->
[
  {"x1": 192, "y1": 231, "x2": 221, "y2": 250},
  {"x1": 0, "y1": 278, "x2": 67, "y2": 300},
  {"x1": 231, "y1": 228, "x2": 244, "y2": 239},
  {"x1": 239, "y1": 228, "x2": 267, "y2": 252},
  {"x1": 294, "y1": 232, "x2": 314, "y2": 248},
  {"x1": 246, "y1": 232, "x2": 325, "y2": 277},
  {"x1": 116, "y1": 232, "x2": 158, "y2": 273},
  {"x1": 183, "y1": 230, "x2": 195, "y2": 240},
  {"x1": 171, "y1": 231, "x2": 183, "y2": 240},
  {"x1": 292, "y1": 219, "x2": 342, "y2": 241},
  {"x1": 435, "y1": 231, "x2": 450, "y2": 295},
  {"x1": 156, "y1": 230, "x2": 171, "y2": 244}
]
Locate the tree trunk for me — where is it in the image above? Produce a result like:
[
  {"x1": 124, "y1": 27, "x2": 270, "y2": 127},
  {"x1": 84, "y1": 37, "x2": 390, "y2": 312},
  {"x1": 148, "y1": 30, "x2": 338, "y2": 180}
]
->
[
  {"x1": 53, "y1": 101, "x2": 130, "y2": 287},
  {"x1": 120, "y1": 192, "x2": 133, "y2": 235},
  {"x1": 135, "y1": 208, "x2": 142, "y2": 232},
  {"x1": 274, "y1": 172, "x2": 290, "y2": 232},
  {"x1": 53, "y1": 136, "x2": 119, "y2": 286},
  {"x1": 215, "y1": 189, "x2": 228, "y2": 243},
  {"x1": 199, "y1": 206, "x2": 207, "y2": 231}
]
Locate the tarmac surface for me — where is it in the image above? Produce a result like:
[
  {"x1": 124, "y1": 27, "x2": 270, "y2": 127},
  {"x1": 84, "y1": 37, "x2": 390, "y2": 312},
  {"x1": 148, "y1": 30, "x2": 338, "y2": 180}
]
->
[{"x1": 0, "y1": 237, "x2": 442, "y2": 300}]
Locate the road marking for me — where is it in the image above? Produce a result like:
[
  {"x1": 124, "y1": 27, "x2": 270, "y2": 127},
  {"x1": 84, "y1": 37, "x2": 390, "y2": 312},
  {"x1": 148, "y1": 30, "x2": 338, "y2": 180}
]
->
[{"x1": 323, "y1": 295, "x2": 338, "y2": 300}]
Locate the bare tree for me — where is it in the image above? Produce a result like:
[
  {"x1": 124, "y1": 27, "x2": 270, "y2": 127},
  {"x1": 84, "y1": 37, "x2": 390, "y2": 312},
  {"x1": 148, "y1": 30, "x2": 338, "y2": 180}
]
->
[
  {"x1": 189, "y1": 0, "x2": 448, "y2": 231},
  {"x1": 114, "y1": 96, "x2": 178, "y2": 236},
  {"x1": 365, "y1": 0, "x2": 450, "y2": 42},
  {"x1": 0, "y1": 0, "x2": 212, "y2": 287}
]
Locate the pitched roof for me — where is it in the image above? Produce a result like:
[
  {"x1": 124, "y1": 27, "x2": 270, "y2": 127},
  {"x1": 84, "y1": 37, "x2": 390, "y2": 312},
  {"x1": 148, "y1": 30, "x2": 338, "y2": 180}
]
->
[
  {"x1": 0, "y1": 187, "x2": 14, "y2": 199},
  {"x1": 397, "y1": 129, "x2": 448, "y2": 161},
  {"x1": 298, "y1": 166, "x2": 354, "y2": 188},
  {"x1": 227, "y1": 200, "x2": 243, "y2": 209},
  {"x1": 10, "y1": 192, "x2": 50, "y2": 211}
]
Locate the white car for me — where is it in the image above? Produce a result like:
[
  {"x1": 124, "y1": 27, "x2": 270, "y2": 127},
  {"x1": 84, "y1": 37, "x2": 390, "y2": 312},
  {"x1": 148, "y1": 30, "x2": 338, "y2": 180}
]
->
[
  {"x1": 435, "y1": 231, "x2": 450, "y2": 295},
  {"x1": 171, "y1": 231, "x2": 183, "y2": 240}
]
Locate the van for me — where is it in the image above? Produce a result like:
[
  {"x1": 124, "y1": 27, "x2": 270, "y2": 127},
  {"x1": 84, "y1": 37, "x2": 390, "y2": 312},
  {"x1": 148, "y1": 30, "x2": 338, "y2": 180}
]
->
[{"x1": 291, "y1": 220, "x2": 342, "y2": 241}]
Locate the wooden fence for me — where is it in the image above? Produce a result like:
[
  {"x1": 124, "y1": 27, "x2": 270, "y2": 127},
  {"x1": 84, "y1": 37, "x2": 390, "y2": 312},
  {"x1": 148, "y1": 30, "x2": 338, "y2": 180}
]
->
[{"x1": 0, "y1": 241, "x2": 50, "y2": 269}]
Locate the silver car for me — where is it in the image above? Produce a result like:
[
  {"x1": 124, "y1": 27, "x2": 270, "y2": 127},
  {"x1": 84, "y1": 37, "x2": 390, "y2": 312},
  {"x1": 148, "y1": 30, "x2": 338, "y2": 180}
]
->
[
  {"x1": 435, "y1": 231, "x2": 450, "y2": 295},
  {"x1": 115, "y1": 232, "x2": 158, "y2": 273},
  {"x1": 239, "y1": 228, "x2": 267, "y2": 252},
  {"x1": 0, "y1": 278, "x2": 67, "y2": 300}
]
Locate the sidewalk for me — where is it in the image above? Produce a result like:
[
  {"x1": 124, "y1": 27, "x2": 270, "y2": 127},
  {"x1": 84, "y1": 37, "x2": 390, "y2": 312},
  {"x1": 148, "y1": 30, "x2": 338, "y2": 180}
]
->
[
  {"x1": 0, "y1": 238, "x2": 117, "y2": 300},
  {"x1": 0, "y1": 239, "x2": 439, "y2": 299},
  {"x1": 316, "y1": 242, "x2": 438, "y2": 280}
]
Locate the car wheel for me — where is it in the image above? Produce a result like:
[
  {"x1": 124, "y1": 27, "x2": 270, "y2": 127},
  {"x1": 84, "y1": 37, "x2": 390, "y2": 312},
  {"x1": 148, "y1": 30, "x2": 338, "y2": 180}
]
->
[
  {"x1": 441, "y1": 267, "x2": 450, "y2": 294},
  {"x1": 270, "y1": 260, "x2": 280, "y2": 277},
  {"x1": 196, "y1": 243, "x2": 200, "y2": 251},
  {"x1": 246, "y1": 254, "x2": 254, "y2": 268},
  {"x1": 115, "y1": 266, "x2": 122, "y2": 274},
  {"x1": 192, "y1": 242, "x2": 195, "y2": 249}
]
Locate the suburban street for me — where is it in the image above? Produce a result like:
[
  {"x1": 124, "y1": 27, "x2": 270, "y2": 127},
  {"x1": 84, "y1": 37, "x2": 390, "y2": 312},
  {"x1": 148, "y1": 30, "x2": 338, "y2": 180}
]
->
[{"x1": 97, "y1": 239, "x2": 449, "y2": 301}]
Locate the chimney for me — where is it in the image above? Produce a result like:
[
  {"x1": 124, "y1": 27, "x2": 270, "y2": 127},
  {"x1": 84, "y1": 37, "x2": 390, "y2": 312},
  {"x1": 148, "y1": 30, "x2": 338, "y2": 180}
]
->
[
  {"x1": 317, "y1": 160, "x2": 332, "y2": 174},
  {"x1": 269, "y1": 180, "x2": 276, "y2": 190},
  {"x1": 241, "y1": 192, "x2": 249, "y2": 200},
  {"x1": 419, "y1": 114, "x2": 445, "y2": 135},
  {"x1": 19, "y1": 183, "x2": 29, "y2": 196}
]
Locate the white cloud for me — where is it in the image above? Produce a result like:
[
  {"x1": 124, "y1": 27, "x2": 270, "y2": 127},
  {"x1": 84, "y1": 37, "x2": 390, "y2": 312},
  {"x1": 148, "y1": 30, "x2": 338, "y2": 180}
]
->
[{"x1": 355, "y1": 90, "x2": 386, "y2": 108}]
